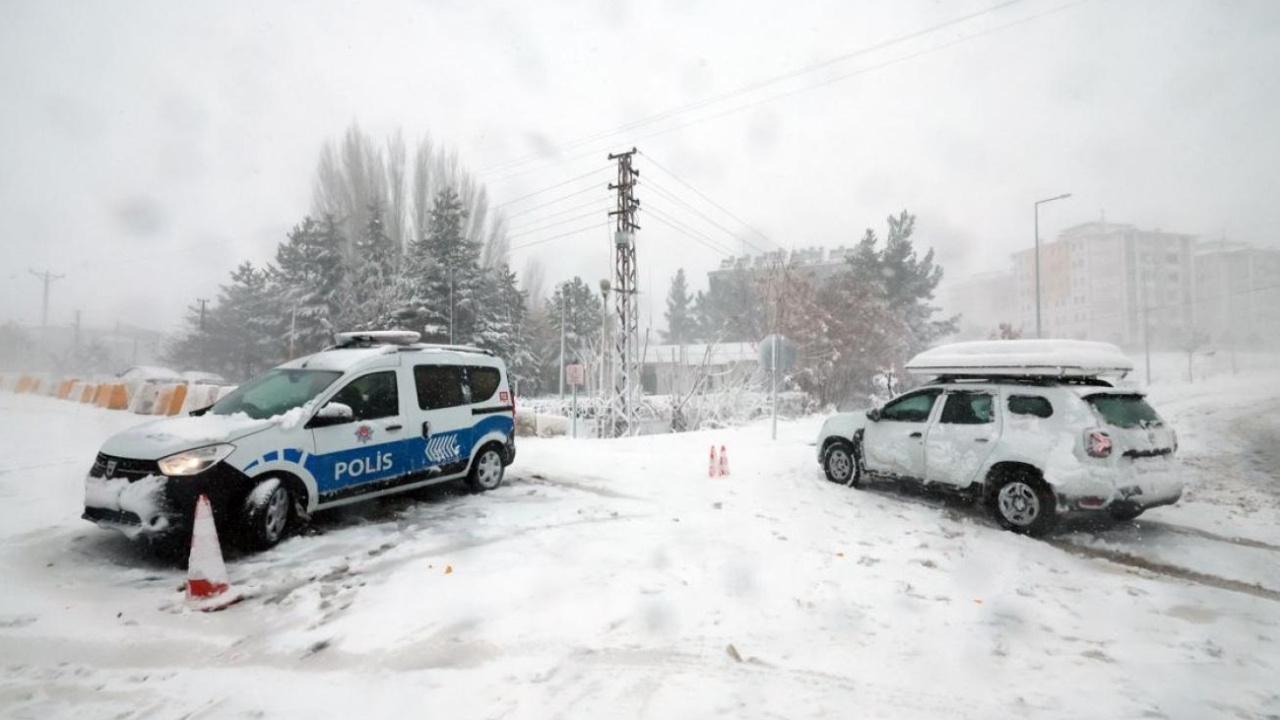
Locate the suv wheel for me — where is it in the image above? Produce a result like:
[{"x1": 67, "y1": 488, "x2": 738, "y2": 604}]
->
[
  {"x1": 468, "y1": 446, "x2": 505, "y2": 492},
  {"x1": 242, "y1": 478, "x2": 293, "y2": 550},
  {"x1": 988, "y1": 470, "x2": 1057, "y2": 536},
  {"x1": 823, "y1": 442, "x2": 860, "y2": 487}
]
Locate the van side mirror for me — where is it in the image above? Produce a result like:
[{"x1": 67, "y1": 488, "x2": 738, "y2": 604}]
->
[
  {"x1": 867, "y1": 407, "x2": 882, "y2": 422},
  {"x1": 307, "y1": 401, "x2": 354, "y2": 428}
]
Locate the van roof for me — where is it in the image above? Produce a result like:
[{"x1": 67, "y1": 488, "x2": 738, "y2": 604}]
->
[{"x1": 277, "y1": 344, "x2": 502, "y2": 373}]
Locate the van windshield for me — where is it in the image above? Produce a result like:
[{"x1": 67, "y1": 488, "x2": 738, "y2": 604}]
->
[
  {"x1": 208, "y1": 369, "x2": 343, "y2": 420},
  {"x1": 1084, "y1": 393, "x2": 1163, "y2": 429}
]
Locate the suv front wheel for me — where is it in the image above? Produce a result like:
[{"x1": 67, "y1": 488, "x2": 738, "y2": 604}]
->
[
  {"x1": 823, "y1": 441, "x2": 860, "y2": 487},
  {"x1": 988, "y1": 468, "x2": 1057, "y2": 536}
]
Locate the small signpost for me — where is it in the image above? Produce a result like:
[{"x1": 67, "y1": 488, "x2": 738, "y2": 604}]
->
[
  {"x1": 759, "y1": 335, "x2": 795, "y2": 441},
  {"x1": 566, "y1": 363, "x2": 585, "y2": 438}
]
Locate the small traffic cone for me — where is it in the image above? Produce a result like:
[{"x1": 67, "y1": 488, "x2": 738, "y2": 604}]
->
[
  {"x1": 186, "y1": 494, "x2": 242, "y2": 612},
  {"x1": 709, "y1": 445, "x2": 718, "y2": 478},
  {"x1": 719, "y1": 445, "x2": 730, "y2": 477}
]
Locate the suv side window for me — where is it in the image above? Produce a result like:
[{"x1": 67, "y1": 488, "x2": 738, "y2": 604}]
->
[
  {"x1": 1008, "y1": 395, "x2": 1053, "y2": 419},
  {"x1": 879, "y1": 389, "x2": 941, "y2": 423},
  {"x1": 468, "y1": 366, "x2": 501, "y2": 403},
  {"x1": 940, "y1": 392, "x2": 994, "y2": 424},
  {"x1": 329, "y1": 371, "x2": 400, "y2": 420},
  {"x1": 414, "y1": 365, "x2": 469, "y2": 409}
]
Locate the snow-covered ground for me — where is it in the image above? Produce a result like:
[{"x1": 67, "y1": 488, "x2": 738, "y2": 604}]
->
[{"x1": 2, "y1": 371, "x2": 1279, "y2": 719}]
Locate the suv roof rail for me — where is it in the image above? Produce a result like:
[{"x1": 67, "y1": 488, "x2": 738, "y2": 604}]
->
[{"x1": 931, "y1": 374, "x2": 1114, "y2": 387}]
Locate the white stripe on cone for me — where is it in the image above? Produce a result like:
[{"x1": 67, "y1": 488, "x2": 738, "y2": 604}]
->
[{"x1": 186, "y1": 494, "x2": 242, "y2": 611}]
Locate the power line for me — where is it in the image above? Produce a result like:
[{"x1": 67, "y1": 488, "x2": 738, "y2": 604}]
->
[
  {"x1": 645, "y1": 212, "x2": 739, "y2": 259},
  {"x1": 643, "y1": 202, "x2": 737, "y2": 256},
  {"x1": 505, "y1": 183, "x2": 609, "y2": 220},
  {"x1": 507, "y1": 198, "x2": 611, "y2": 234},
  {"x1": 477, "y1": 0, "x2": 1032, "y2": 178},
  {"x1": 644, "y1": 177, "x2": 770, "y2": 255},
  {"x1": 506, "y1": 208, "x2": 610, "y2": 239},
  {"x1": 642, "y1": 151, "x2": 784, "y2": 253},
  {"x1": 492, "y1": 165, "x2": 611, "y2": 209},
  {"x1": 625, "y1": 0, "x2": 1097, "y2": 154},
  {"x1": 508, "y1": 221, "x2": 609, "y2": 253}
]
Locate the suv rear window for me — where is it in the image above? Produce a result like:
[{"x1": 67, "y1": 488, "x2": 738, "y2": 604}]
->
[{"x1": 1085, "y1": 393, "x2": 1163, "y2": 428}]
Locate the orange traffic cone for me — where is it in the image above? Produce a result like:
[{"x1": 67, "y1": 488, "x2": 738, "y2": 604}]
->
[
  {"x1": 186, "y1": 494, "x2": 242, "y2": 612},
  {"x1": 709, "y1": 445, "x2": 718, "y2": 478},
  {"x1": 719, "y1": 445, "x2": 730, "y2": 477}
]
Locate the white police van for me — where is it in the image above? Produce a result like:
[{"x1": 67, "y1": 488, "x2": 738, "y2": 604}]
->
[{"x1": 83, "y1": 331, "x2": 516, "y2": 550}]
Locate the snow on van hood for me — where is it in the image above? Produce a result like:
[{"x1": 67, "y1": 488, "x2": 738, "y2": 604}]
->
[{"x1": 100, "y1": 412, "x2": 276, "y2": 460}]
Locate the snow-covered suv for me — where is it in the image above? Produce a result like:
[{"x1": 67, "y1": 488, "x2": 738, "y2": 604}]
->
[
  {"x1": 84, "y1": 331, "x2": 517, "y2": 550},
  {"x1": 817, "y1": 340, "x2": 1182, "y2": 536}
]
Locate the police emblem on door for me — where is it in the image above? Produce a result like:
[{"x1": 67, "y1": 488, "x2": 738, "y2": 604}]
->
[{"x1": 354, "y1": 425, "x2": 374, "y2": 444}]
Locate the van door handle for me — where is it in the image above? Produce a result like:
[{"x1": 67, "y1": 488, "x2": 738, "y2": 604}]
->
[
  {"x1": 422, "y1": 422, "x2": 431, "y2": 437},
  {"x1": 385, "y1": 424, "x2": 403, "y2": 432},
  {"x1": 909, "y1": 432, "x2": 923, "y2": 438},
  {"x1": 975, "y1": 438, "x2": 990, "y2": 443}
]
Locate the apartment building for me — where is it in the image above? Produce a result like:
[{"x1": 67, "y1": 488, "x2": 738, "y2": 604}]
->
[
  {"x1": 1011, "y1": 221, "x2": 1196, "y2": 347},
  {"x1": 1193, "y1": 240, "x2": 1280, "y2": 349}
]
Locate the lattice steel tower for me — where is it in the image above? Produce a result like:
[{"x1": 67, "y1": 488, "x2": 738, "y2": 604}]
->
[{"x1": 607, "y1": 148, "x2": 640, "y2": 437}]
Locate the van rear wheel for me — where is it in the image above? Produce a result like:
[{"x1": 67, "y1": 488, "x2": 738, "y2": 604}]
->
[{"x1": 467, "y1": 446, "x2": 505, "y2": 492}]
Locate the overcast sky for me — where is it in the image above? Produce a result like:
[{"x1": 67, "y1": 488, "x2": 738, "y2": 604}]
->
[{"x1": 2, "y1": 0, "x2": 1278, "y2": 334}]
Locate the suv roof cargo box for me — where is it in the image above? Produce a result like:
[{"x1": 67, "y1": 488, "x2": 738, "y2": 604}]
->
[{"x1": 905, "y1": 339, "x2": 1133, "y2": 379}]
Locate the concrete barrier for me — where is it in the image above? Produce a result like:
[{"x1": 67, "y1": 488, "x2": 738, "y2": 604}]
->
[
  {"x1": 15, "y1": 375, "x2": 37, "y2": 394},
  {"x1": 129, "y1": 381, "x2": 161, "y2": 414},
  {"x1": 80, "y1": 383, "x2": 97, "y2": 403},
  {"x1": 93, "y1": 383, "x2": 112, "y2": 407},
  {"x1": 180, "y1": 384, "x2": 220, "y2": 414},
  {"x1": 106, "y1": 383, "x2": 130, "y2": 410},
  {"x1": 56, "y1": 378, "x2": 78, "y2": 399},
  {"x1": 153, "y1": 385, "x2": 176, "y2": 415},
  {"x1": 166, "y1": 384, "x2": 188, "y2": 415}
]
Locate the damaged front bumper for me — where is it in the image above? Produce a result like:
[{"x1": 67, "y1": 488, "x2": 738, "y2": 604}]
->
[{"x1": 82, "y1": 453, "x2": 253, "y2": 539}]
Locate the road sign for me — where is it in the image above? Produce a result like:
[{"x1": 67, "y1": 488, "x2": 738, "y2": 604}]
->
[
  {"x1": 759, "y1": 334, "x2": 796, "y2": 373},
  {"x1": 566, "y1": 363, "x2": 585, "y2": 387}
]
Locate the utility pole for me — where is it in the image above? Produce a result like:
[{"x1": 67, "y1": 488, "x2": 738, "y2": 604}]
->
[
  {"x1": 448, "y1": 267, "x2": 455, "y2": 344},
  {"x1": 607, "y1": 148, "x2": 641, "y2": 437},
  {"x1": 29, "y1": 268, "x2": 65, "y2": 334},
  {"x1": 197, "y1": 298, "x2": 210, "y2": 330},
  {"x1": 73, "y1": 310, "x2": 82, "y2": 351}
]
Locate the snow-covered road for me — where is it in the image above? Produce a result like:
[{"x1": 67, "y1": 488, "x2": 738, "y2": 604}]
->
[{"x1": 1, "y1": 373, "x2": 1279, "y2": 719}]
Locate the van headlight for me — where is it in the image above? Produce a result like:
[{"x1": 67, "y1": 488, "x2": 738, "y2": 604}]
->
[{"x1": 158, "y1": 444, "x2": 235, "y2": 476}]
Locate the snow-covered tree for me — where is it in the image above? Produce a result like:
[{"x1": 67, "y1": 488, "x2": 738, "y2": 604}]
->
[
  {"x1": 274, "y1": 215, "x2": 348, "y2": 355},
  {"x1": 663, "y1": 268, "x2": 695, "y2": 344},
  {"x1": 349, "y1": 196, "x2": 400, "y2": 329}
]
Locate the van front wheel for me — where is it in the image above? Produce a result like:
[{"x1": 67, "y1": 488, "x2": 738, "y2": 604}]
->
[
  {"x1": 241, "y1": 478, "x2": 293, "y2": 550},
  {"x1": 468, "y1": 446, "x2": 505, "y2": 492}
]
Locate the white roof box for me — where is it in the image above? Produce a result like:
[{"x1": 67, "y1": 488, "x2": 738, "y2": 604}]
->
[
  {"x1": 334, "y1": 330, "x2": 421, "y2": 347},
  {"x1": 905, "y1": 339, "x2": 1133, "y2": 378}
]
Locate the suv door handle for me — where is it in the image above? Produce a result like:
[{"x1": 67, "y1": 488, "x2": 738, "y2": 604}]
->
[
  {"x1": 909, "y1": 432, "x2": 923, "y2": 438},
  {"x1": 422, "y1": 422, "x2": 431, "y2": 437},
  {"x1": 385, "y1": 424, "x2": 403, "y2": 432}
]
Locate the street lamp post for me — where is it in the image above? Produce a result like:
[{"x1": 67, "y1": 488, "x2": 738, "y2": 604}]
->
[{"x1": 1034, "y1": 193, "x2": 1072, "y2": 339}]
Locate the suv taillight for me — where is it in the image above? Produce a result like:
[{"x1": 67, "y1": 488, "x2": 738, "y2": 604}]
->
[{"x1": 1085, "y1": 430, "x2": 1113, "y2": 458}]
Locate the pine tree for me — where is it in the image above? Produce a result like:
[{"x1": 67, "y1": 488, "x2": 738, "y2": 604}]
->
[
  {"x1": 274, "y1": 215, "x2": 348, "y2": 355},
  {"x1": 542, "y1": 277, "x2": 602, "y2": 390},
  {"x1": 847, "y1": 210, "x2": 958, "y2": 354},
  {"x1": 350, "y1": 196, "x2": 400, "y2": 329},
  {"x1": 165, "y1": 262, "x2": 282, "y2": 380},
  {"x1": 663, "y1": 268, "x2": 695, "y2": 344},
  {"x1": 392, "y1": 187, "x2": 487, "y2": 343}
]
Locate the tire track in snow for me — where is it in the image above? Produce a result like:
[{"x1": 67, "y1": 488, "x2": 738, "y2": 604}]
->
[
  {"x1": 822, "y1": 473, "x2": 1280, "y2": 602},
  {"x1": 1046, "y1": 539, "x2": 1280, "y2": 603}
]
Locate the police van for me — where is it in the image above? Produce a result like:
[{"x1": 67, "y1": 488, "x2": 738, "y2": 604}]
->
[{"x1": 83, "y1": 331, "x2": 516, "y2": 550}]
